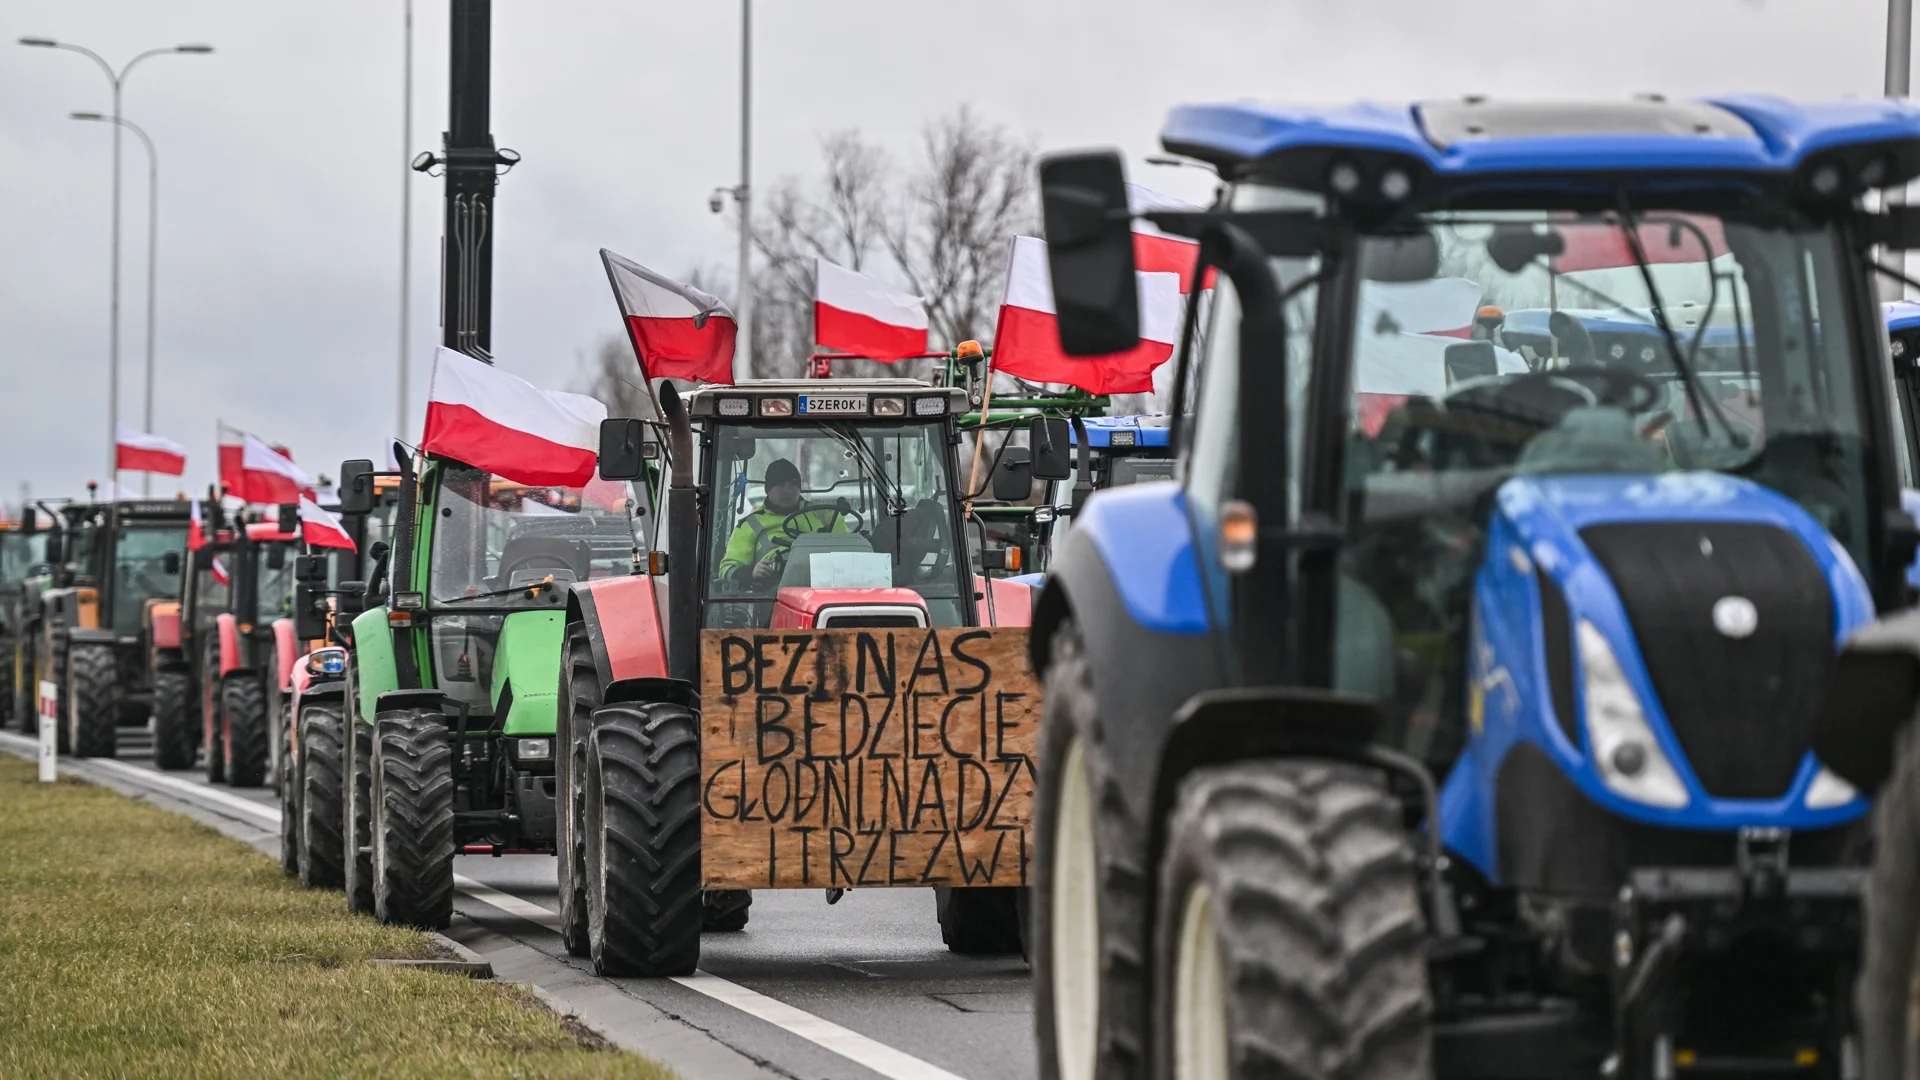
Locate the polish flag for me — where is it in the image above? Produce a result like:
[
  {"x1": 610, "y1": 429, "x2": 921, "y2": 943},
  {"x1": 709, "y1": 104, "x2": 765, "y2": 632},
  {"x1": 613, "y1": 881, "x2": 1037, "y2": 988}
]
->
[
  {"x1": 601, "y1": 249, "x2": 736, "y2": 384},
  {"x1": 297, "y1": 496, "x2": 356, "y2": 551},
  {"x1": 211, "y1": 555, "x2": 230, "y2": 586},
  {"x1": 115, "y1": 426, "x2": 186, "y2": 476},
  {"x1": 1126, "y1": 185, "x2": 1214, "y2": 294},
  {"x1": 188, "y1": 498, "x2": 208, "y2": 552},
  {"x1": 990, "y1": 235, "x2": 1183, "y2": 396},
  {"x1": 241, "y1": 434, "x2": 317, "y2": 504},
  {"x1": 1552, "y1": 214, "x2": 1726, "y2": 273},
  {"x1": 814, "y1": 259, "x2": 928, "y2": 360},
  {"x1": 422, "y1": 347, "x2": 608, "y2": 488}
]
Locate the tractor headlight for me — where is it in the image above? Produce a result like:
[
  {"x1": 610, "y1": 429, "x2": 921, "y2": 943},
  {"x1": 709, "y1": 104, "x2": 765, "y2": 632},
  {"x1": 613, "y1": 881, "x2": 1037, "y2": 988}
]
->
[
  {"x1": 1805, "y1": 765, "x2": 1858, "y2": 809},
  {"x1": 514, "y1": 738, "x2": 552, "y2": 762},
  {"x1": 1578, "y1": 621, "x2": 1688, "y2": 808}
]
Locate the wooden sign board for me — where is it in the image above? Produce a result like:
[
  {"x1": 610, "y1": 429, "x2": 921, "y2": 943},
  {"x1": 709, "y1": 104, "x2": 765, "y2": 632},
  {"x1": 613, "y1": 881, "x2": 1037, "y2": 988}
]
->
[{"x1": 699, "y1": 627, "x2": 1037, "y2": 890}]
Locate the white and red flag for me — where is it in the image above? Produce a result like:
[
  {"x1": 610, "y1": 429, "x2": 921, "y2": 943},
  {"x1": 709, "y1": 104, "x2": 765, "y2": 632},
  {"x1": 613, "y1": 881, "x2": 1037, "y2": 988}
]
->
[
  {"x1": 218, "y1": 424, "x2": 313, "y2": 504},
  {"x1": 1126, "y1": 184, "x2": 1215, "y2": 294},
  {"x1": 813, "y1": 259, "x2": 928, "y2": 360},
  {"x1": 188, "y1": 497, "x2": 208, "y2": 552},
  {"x1": 601, "y1": 249, "x2": 736, "y2": 384},
  {"x1": 211, "y1": 555, "x2": 230, "y2": 586},
  {"x1": 115, "y1": 426, "x2": 186, "y2": 476},
  {"x1": 297, "y1": 496, "x2": 356, "y2": 552},
  {"x1": 421, "y1": 347, "x2": 608, "y2": 487},
  {"x1": 990, "y1": 235, "x2": 1183, "y2": 396}
]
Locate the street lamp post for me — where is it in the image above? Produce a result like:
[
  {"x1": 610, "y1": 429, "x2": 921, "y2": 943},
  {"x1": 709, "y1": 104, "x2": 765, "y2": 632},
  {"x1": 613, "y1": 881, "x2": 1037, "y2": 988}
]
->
[
  {"x1": 709, "y1": 0, "x2": 753, "y2": 378},
  {"x1": 17, "y1": 37, "x2": 212, "y2": 482},
  {"x1": 71, "y1": 112, "x2": 159, "y2": 495}
]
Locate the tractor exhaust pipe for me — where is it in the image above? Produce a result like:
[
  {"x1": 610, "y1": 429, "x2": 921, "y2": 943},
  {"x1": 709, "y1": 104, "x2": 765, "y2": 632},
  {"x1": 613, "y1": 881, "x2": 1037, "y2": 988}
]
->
[{"x1": 660, "y1": 382, "x2": 699, "y2": 687}]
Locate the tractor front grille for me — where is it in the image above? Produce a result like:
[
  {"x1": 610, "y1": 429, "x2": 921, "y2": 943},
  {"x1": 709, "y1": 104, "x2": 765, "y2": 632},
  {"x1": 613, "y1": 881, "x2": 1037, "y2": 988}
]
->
[{"x1": 1578, "y1": 521, "x2": 1831, "y2": 800}]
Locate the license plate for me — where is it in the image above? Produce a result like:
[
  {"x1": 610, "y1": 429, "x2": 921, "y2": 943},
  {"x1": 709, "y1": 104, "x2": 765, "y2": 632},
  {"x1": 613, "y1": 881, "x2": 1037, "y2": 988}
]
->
[{"x1": 798, "y1": 395, "x2": 866, "y2": 415}]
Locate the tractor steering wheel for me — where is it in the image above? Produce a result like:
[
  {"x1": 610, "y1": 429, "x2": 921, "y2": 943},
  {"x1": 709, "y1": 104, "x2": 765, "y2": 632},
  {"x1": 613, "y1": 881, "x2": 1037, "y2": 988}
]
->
[
  {"x1": 781, "y1": 504, "x2": 863, "y2": 537},
  {"x1": 1506, "y1": 366, "x2": 1661, "y2": 413}
]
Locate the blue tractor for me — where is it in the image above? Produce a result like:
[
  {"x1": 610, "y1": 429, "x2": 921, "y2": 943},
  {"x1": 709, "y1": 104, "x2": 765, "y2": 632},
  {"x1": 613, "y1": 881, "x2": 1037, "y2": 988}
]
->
[{"x1": 1024, "y1": 97, "x2": 1920, "y2": 1080}]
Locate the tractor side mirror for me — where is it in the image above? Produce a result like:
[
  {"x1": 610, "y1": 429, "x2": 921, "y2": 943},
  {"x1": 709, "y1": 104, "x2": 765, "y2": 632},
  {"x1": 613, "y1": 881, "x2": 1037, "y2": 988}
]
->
[
  {"x1": 1444, "y1": 341, "x2": 1499, "y2": 384},
  {"x1": 1029, "y1": 416, "x2": 1074, "y2": 481},
  {"x1": 21, "y1": 510, "x2": 35, "y2": 536},
  {"x1": 267, "y1": 545, "x2": 288, "y2": 571},
  {"x1": 277, "y1": 503, "x2": 300, "y2": 534},
  {"x1": 992, "y1": 447, "x2": 1035, "y2": 502},
  {"x1": 294, "y1": 554, "x2": 329, "y2": 584},
  {"x1": 339, "y1": 459, "x2": 376, "y2": 515},
  {"x1": 1486, "y1": 223, "x2": 1565, "y2": 273},
  {"x1": 1360, "y1": 231, "x2": 1441, "y2": 283},
  {"x1": 598, "y1": 418, "x2": 647, "y2": 481},
  {"x1": 293, "y1": 584, "x2": 326, "y2": 640},
  {"x1": 1040, "y1": 150, "x2": 1140, "y2": 356},
  {"x1": 44, "y1": 531, "x2": 63, "y2": 565},
  {"x1": 163, "y1": 551, "x2": 181, "y2": 576}
]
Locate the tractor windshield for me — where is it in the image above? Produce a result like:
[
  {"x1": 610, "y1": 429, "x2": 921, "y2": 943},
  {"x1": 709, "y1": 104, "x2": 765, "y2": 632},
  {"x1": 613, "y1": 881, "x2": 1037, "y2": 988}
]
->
[
  {"x1": 427, "y1": 461, "x2": 638, "y2": 610},
  {"x1": 2, "y1": 531, "x2": 45, "y2": 580},
  {"x1": 704, "y1": 420, "x2": 966, "y2": 627},
  {"x1": 110, "y1": 525, "x2": 188, "y2": 632},
  {"x1": 1347, "y1": 206, "x2": 1870, "y2": 563}
]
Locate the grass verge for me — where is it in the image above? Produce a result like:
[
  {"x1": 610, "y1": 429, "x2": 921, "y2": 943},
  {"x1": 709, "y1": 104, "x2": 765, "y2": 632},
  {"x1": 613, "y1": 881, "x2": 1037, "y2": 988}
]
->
[{"x1": 0, "y1": 754, "x2": 674, "y2": 1079}]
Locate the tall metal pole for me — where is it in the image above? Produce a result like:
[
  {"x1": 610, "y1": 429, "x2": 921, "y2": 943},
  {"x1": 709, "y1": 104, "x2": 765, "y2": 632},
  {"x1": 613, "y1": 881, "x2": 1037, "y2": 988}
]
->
[
  {"x1": 398, "y1": 0, "x2": 415, "y2": 436},
  {"x1": 735, "y1": 0, "x2": 754, "y2": 378},
  {"x1": 142, "y1": 123, "x2": 157, "y2": 494},
  {"x1": 440, "y1": 0, "x2": 501, "y2": 363},
  {"x1": 109, "y1": 79, "x2": 123, "y2": 488},
  {"x1": 1887, "y1": 0, "x2": 1913, "y2": 301}
]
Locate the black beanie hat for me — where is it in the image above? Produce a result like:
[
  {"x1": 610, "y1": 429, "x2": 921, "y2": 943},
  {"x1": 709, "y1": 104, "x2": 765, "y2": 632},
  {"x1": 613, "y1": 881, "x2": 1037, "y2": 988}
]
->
[{"x1": 764, "y1": 459, "x2": 801, "y2": 487}]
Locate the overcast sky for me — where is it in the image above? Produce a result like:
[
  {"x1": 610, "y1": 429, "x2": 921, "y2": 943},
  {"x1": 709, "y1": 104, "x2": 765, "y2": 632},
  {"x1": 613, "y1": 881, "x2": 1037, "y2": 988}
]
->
[{"x1": 0, "y1": 0, "x2": 1897, "y2": 504}]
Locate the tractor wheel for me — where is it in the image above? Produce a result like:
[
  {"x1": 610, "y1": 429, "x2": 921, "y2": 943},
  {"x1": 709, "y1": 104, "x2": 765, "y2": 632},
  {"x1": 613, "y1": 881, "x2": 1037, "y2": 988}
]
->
[
  {"x1": 0, "y1": 632, "x2": 14, "y2": 728},
  {"x1": 937, "y1": 887, "x2": 1023, "y2": 954},
  {"x1": 703, "y1": 890, "x2": 753, "y2": 932},
  {"x1": 202, "y1": 673, "x2": 225, "y2": 784},
  {"x1": 371, "y1": 710, "x2": 455, "y2": 930},
  {"x1": 14, "y1": 635, "x2": 36, "y2": 733},
  {"x1": 343, "y1": 717, "x2": 375, "y2": 914},
  {"x1": 1033, "y1": 620, "x2": 1152, "y2": 1080},
  {"x1": 556, "y1": 627, "x2": 599, "y2": 957},
  {"x1": 298, "y1": 703, "x2": 347, "y2": 890},
  {"x1": 222, "y1": 676, "x2": 269, "y2": 787},
  {"x1": 278, "y1": 710, "x2": 300, "y2": 876},
  {"x1": 43, "y1": 624, "x2": 68, "y2": 748},
  {"x1": 584, "y1": 700, "x2": 702, "y2": 977},
  {"x1": 1154, "y1": 760, "x2": 1431, "y2": 1080},
  {"x1": 150, "y1": 669, "x2": 196, "y2": 770},
  {"x1": 66, "y1": 642, "x2": 117, "y2": 759},
  {"x1": 1861, "y1": 721, "x2": 1920, "y2": 1079}
]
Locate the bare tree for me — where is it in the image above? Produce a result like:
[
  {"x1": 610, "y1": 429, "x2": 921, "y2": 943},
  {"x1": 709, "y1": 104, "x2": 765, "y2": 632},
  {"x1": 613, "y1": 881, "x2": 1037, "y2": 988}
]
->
[
  {"x1": 883, "y1": 106, "x2": 1036, "y2": 348},
  {"x1": 574, "y1": 335, "x2": 656, "y2": 419}
]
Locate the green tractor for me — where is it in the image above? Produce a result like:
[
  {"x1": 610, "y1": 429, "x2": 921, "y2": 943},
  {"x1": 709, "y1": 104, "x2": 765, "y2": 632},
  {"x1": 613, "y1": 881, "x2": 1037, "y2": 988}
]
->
[
  {"x1": 1, "y1": 516, "x2": 50, "y2": 729},
  {"x1": 30, "y1": 498, "x2": 191, "y2": 758},
  {"x1": 330, "y1": 451, "x2": 645, "y2": 927}
]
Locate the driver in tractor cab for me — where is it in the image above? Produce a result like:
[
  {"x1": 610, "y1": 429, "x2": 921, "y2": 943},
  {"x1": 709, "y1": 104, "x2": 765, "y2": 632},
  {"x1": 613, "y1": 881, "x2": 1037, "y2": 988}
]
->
[{"x1": 716, "y1": 458, "x2": 850, "y2": 587}]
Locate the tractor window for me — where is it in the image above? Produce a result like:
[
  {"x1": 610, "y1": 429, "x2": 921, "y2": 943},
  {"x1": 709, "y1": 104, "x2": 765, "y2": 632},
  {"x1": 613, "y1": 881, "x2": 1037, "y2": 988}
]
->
[
  {"x1": 427, "y1": 462, "x2": 639, "y2": 610},
  {"x1": 1, "y1": 532, "x2": 45, "y2": 580},
  {"x1": 1332, "y1": 204, "x2": 1871, "y2": 772},
  {"x1": 704, "y1": 420, "x2": 967, "y2": 628},
  {"x1": 253, "y1": 544, "x2": 296, "y2": 623},
  {"x1": 190, "y1": 557, "x2": 230, "y2": 635},
  {"x1": 110, "y1": 525, "x2": 188, "y2": 632}
]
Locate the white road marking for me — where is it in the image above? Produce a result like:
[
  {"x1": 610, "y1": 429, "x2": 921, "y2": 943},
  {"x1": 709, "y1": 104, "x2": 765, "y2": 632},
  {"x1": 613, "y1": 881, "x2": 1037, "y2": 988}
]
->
[
  {"x1": 670, "y1": 972, "x2": 971, "y2": 1080},
  {"x1": 1, "y1": 733, "x2": 978, "y2": 1080}
]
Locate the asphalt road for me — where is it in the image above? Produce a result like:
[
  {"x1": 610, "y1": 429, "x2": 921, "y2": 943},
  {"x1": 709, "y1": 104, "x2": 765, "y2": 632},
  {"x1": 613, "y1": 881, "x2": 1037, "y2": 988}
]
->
[{"x1": 2, "y1": 726, "x2": 1038, "y2": 1080}]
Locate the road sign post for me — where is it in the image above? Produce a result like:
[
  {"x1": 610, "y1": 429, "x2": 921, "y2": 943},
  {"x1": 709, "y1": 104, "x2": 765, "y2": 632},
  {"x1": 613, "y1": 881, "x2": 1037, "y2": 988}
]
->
[{"x1": 38, "y1": 680, "x2": 57, "y2": 782}]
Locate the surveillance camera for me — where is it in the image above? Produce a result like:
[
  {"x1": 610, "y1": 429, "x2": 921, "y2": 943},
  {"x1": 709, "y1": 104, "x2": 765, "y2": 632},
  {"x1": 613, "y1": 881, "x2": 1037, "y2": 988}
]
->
[{"x1": 709, "y1": 188, "x2": 728, "y2": 214}]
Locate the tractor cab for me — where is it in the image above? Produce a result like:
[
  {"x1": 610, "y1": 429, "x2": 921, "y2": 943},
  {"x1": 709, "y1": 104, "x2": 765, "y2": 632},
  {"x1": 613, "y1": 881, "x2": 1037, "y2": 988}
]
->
[
  {"x1": 684, "y1": 379, "x2": 975, "y2": 630},
  {"x1": 1030, "y1": 96, "x2": 1920, "y2": 1079}
]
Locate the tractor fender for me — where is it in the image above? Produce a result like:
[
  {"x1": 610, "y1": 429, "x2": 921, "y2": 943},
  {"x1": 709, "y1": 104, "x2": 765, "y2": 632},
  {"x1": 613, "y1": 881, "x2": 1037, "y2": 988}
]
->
[
  {"x1": 604, "y1": 675, "x2": 698, "y2": 711},
  {"x1": 214, "y1": 612, "x2": 242, "y2": 676},
  {"x1": 974, "y1": 573, "x2": 1034, "y2": 627},
  {"x1": 272, "y1": 618, "x2": 298, "y2": 693},
  {"x1": 376, "y1": 688, "x2": 446, "y2": 715},
  {"x1": 67, "y1": 628, "x2": 117, "y2": 645},
  {"x1": 492, "y1": 609, "x2": 565, "y2": 736},
  {"x1": 1812, "y1": 607, "x2": 1920, "y2": 794},
  {"x1": 350, "y1": 605, "x2": 399, "y2": 724},
  {"x1": 565, "y1": 576, "x2": 668, "y2": 693},
  {"x1": 149, "y1": 601, "x2": 182, "y2": 650},
  {"x1": 42, "y1": 586, "x2": 101, "y2": 632}
]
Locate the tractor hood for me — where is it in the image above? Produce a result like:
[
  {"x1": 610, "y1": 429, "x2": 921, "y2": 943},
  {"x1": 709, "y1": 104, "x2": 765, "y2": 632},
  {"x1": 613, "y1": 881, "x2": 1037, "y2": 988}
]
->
[{"x1": 1470, "y1": 471, "x2": 1873, "y2": 831}]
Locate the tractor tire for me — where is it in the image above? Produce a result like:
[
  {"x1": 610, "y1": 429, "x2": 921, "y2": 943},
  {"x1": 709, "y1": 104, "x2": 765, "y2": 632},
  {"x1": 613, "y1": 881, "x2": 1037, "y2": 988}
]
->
[
  {"x1": 298, "y1": 703, "x2": 347, "y2": 890},
  {"x1": 1154, "y1": 760, "x2": 1431, "y2": 1080},
  {"x1": 371, "y1": 710, "x2": 455, "y2": 930},
  {"x1": 278, "y1": 711, "x2": 300, "y2": 877},
  {"x1": 66, "y1": 642, "x2": 117, "y2": 759},
  {"x1": 1032, "y1": 620, "x2": 1152, "y2": 1080},
  {"x1": 584, "y1": 700, "x2": 703, "y2": 977},
  {"x1": 14, "y1": 635, "x2": 36, "y2": 733},
  {"x1": 937, "y1": 887, "x2": 1023, "y2": 954},
  {"x1": 556, "y1": 627, "x2": 599, "y2": 957},
  {"x1": 703, "y1": 890, "x2": 753, "y2": 932},
  {"x1": 1861, "y1": 720, "x2": 1920, "y2": 1079},
  {"x1": 343, "y1": 718, "x2": 375, "y2": 914},
  {"x1": 202, "y1": 674, "x2": 225, "y2": 784},
  {"x1": 222, "y1": 676, "x2": 269, "y2": 787},
  {"x1": 0, "y1": 632, "x2": 14, "y2": 728},
  {"x1": 150, "y1": 669, "x2": 196, "y2": 770}
]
